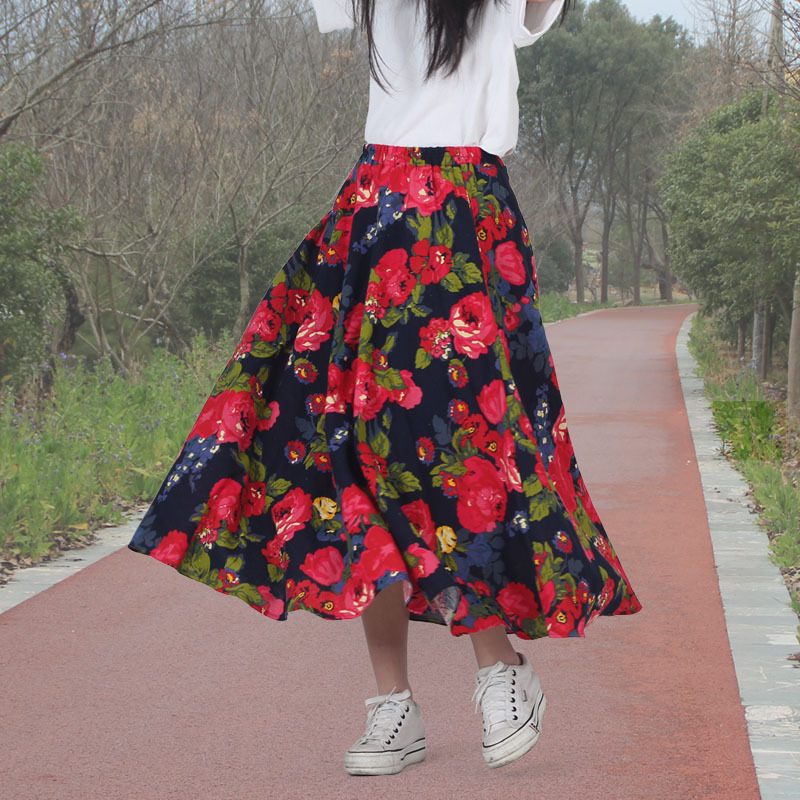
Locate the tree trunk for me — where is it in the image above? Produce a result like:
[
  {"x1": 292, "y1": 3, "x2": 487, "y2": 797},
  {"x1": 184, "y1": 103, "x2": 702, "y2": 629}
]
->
[
  {"x1": 788, "y1": 270, "x2": 800, "y2": 424},
  {"x1": 234, "y1": 242, "x2": 251, "y2": 339},
  {"x1": 751, "y1": 296, "x2": 765, "y2": 376},
  {"x1": 737, "y1": 318, "x2": 747, "y2": 359}
]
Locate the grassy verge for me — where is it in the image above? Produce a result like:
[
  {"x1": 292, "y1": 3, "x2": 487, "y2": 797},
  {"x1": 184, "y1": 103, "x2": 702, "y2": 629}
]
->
[
  {"x1": 0, "y1": 331, "x2": 234, "y2": 572},
  {"x1": 687, "y1": 311, "x2": 800, "y2": 624},
  {"x1": 0, "y1": 291, "x2": 639, "y2": 577}
]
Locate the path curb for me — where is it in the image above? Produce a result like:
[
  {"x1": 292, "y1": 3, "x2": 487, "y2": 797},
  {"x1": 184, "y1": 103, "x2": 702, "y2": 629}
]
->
[
  {"x1": 675, "y1": 309, "x2": 800, "y2": 799},
  {"x1": 0, "y1": 507, "x2": 147, "y2": 615}
]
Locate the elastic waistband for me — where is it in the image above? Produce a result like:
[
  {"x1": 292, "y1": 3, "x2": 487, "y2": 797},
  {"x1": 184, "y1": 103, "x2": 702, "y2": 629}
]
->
[{"x1": 361, "y1": 142, "x2": 505, "y2": 168}]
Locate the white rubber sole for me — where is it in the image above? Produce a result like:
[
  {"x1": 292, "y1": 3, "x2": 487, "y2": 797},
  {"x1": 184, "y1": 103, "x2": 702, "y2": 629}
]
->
[
  {"x1": 344, "y1": 736, "x2": 427, "y2": 775},
  {"x1": 482, "y1": 690, "x2": 547, "y2": 768}
]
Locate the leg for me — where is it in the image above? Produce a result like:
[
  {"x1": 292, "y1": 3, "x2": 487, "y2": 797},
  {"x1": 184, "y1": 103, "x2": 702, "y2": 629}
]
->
[
  {"x1": 469, "y1": 623, "x2": 522, "y2": 669},
  {"x1": 360, "y1": 578, "x2": 413, "y2": 697}
]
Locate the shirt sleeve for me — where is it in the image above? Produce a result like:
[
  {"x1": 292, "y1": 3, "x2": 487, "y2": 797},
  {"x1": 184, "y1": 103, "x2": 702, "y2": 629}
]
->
[
  {"x1": 510, "y1": 0, "x2": 565, "y2": 49},
  {"x1": 311, "y1": 0, "x2": 356, "y2": 33}
]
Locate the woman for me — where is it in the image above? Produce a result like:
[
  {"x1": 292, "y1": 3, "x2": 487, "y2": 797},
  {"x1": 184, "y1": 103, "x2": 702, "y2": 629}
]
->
[{"x1": 128, "y1": 0, "x2": 643, "y2": 777}]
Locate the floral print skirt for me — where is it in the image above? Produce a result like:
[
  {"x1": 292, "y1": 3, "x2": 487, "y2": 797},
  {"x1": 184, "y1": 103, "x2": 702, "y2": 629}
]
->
[{"x1": 128, "y1": 142, "x2": 643, "y2": 639}]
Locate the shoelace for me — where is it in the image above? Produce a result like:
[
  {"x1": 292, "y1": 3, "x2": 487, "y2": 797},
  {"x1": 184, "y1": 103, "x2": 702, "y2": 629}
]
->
[
  {"x1": 358, "y1": 686, "x2": 410, "y2": 744},
  {"x1": 471, "y1": 662, "x2": 515, "y2": 730}
]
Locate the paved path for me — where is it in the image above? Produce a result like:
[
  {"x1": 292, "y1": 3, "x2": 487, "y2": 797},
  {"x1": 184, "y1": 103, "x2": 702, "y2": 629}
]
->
[{"x1": 0, "y1": 302, "x2": 780, "y2": 799}]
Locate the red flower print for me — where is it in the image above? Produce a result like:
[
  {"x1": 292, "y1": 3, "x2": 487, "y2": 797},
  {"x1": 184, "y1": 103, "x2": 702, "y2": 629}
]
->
[
  {"x1": 341, "y1": 484, "x2": 378, "y2": 533},
  {"x1": 293, "y1": 359, "x2": 319, "y2": 384},
  {"x1": 477, "y1": 379, "x2": 507, "y2": 425},
  {"x1": 419, "y1": 317, "x2": 452, "y2": 359},
  {"x1": 403, "y1": 166, "x2": 450, "y2": 215},
  {"x1": 191, "y1": 389, "x2": 257, "y2": 449},
  {"x1": 358, "y1": 440, "x2": 388, "y2": 496},
  {"x1": 416, "y1": 436, "x2": 435, "y2": 463},
  {"x1": 352, "y1": 358, "x2": 390, "y2": 420},
  {"x1": 268, "y1": 282, "x2": 288, "y2": 314},
  {"x1": 339, "y1": 564, "x2": 376, "y2": 618},
  {"x1": 295, "y1": 289, "x2": 334, "y2": 352},
  {"x1": 456, "y1": 413, "x2": 490, "y2": 450},
  {"x1": 245, "y1": 300, "x2": 282, "y2": 343},
  {"x1": 503, "y1": 304, "x2": 521, "y2": 331},
  {"x1": 455, "y1": 456, "x2": 506, "y2": 533},
  {"x1": 497, "y1": 582, "x2": 540, "y2": 620},
  {"x1": 388, "y1": 368, "x2": 423, "y2": 410},
  {"x1": 401, "y1": 498, "x2": 436, "y2": 549},
  {"x1": 359, "y1": 524, "x2": 406, "y2": 581},
  {"x1": 496, "y1": 429, "x2": 523, "y2": 492},
  {"x1": 324, "y1": 362, "x2": 355, "y2": 415},
  {"x1": 448, "y1": 292, "x2": 499, "y2": 358},
  {"x1": 406, "y1": 542, "x2": 440, "y2": 580},
  {"x1": 300, "y1": 546, "x2": 345, "y2": 585},
  {"x1": 475, "y1": 214, "x2": 506, "y2": 256},
  {"x1": 553, "y1": 529, "x2": 574, "y2": 554},
  {"x1": 448, "y1": 397, "x2": 469, "y2": 423},
  {"x1": 261, "y1": 538, "x2": 290, "y2": 569},
  {"x1": 374, "y1": 249, "x2": 415, "y2": 305},
  {"x1": 313, "y1": 452, "x2": 332, "y2": 472},
  {"x1": 409, "y1": 239, "x2": 453, "y2": 284},
  {"x1": 441, "y1": 471, "x2": 459, "y2": 497},
  {"x1": 371, "y1": 349, "x2": 389, "y2": 371},
  {"x1": 344, "y1": 301, "x2": 365, "y2": 348},
  {"x1": 219, "y1": 568, "x2": 240, "y2": 588},
  {"x1": 204, "y1": 477, "x2": 243, "y2": 534},
  {"x1": 243, "y1": 476, "x2": 266, "y2": 516},
  {"x1": 286, "y1": 288, "x2": 311, "y2": 324},
  {"x1": 285, "y1": 439, "x2": 306, "y2": 465},
  {"x1": 256, "y1": 399, "x2": 280, "y2": 433},
  {"x1": 547, "y1": 409, "x2": 578, "y2": 515},
  {"x1": 447, "y1": 360, "x2": 468, "y2": 388},
  {"x1": 256, "y1": 585, "x2": 285, "y2": 619},
  {"x1": 151, "y1": 530, "x2": 189, "y2": 567},
  {"x1": 325, "y1": 214, "x2": 354, "y2": 264},
  {"x1": 306, "y1": 393, "x2": 325, "y2": 415},
  {"x1": 548, "y1": 593, "x2": 583, "y2": 636},
  {"x1": 271, "y1": 487, "x2": 313, "y2": 542},
  {"x1": 493, "y1": 240, "x2": 527, "y2": 285}
]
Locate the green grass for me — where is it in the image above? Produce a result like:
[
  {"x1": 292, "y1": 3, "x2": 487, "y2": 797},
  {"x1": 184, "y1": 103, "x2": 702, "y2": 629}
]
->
[
  {"x1": 0, "y1": 331, "x2": 234, "y2": 560},
  {"x1": 538, "y1": 291, "x2": 611, "y2": 322},
  {"x1": 688, "y1": 311, "x2": 800, "y2": 626}
]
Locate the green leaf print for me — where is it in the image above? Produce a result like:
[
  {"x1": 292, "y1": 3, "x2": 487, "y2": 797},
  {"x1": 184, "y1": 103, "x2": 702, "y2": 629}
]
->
[
  {"x1": 266, "y1": 475, "x2": 292, "y2": 497},
  {"x1": 225, "y1": 554, "x2": 245, "y2": 572},
  {"x1": 267, "y1": 563, "x2": 285, "y2": 583},
  {"x1": 178, "y1": 540, "x2": 218, "y2": 584},
  {"x1": 441, "y1": 271, "x2": 464, "y2": 292},
  {"x1": 407, "y1": 212, "x2": 432, "y2": 241},
  {"x1": 415, "y1": 347, "x2": 432, "y2": 369},
  {"x1": 375, "y1": 368, "x2": 407, "y2": 391},
  {"x1": 434, "y1": 222, "x2": 454, "y2": 249},
  {"x1": 230, "y1": 583, "x2": 266, "y2": 606},
  {"x1": 249, "y1": 340, "x2": 282, "y2": 359},
  {"x1": 371, "y1": 429, "x2": 391, "y2": 458},
  {"x1": 391, "y1": 469, "x2": 422, "y2": 495},
  {"x1": 529, "y1": 492, "x2": 556, "y2": 522},
  {"x1": 215, "y1": 528, "x2": 241, "y2": 549}
]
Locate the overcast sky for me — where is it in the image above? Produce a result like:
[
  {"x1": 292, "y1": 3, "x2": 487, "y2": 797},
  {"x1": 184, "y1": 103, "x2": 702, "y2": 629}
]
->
[{"x1": 622, "y1": 0, "x2": 700, "y2": 30}]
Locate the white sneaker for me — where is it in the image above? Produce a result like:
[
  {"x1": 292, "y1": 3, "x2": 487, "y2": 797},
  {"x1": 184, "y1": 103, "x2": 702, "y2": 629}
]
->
[
  {"x1": 472, "y1": 651, "x2": 547, "y2": 768},
  {"x1": 344, "y1": 686, "x2": 427, "y2": 775}
]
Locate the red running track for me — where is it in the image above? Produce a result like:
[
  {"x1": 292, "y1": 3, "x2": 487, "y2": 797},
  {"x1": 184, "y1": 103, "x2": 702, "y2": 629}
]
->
[{"x1": 0, "y1": 302, "x2": 760, "y2": 799}]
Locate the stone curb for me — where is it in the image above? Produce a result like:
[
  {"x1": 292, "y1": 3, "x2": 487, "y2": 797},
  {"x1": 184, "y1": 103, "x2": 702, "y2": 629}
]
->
[
  {"x1": 0, "y1": 507, "x2": 147, "y2": 615},
  {"x1": 676, "y1": 309, "x2": 800, "y2": 799}
]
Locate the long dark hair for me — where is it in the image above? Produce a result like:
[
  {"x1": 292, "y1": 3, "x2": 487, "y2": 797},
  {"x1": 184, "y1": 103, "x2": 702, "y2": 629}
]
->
[{"x1": 349, "y1": 0, "x2": 572, "y2": 92}]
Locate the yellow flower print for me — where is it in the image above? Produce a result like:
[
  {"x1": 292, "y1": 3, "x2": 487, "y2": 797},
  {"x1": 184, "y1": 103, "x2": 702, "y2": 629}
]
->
[
  {"x1": 314, "y1": 496, "x2": 338, "y2": 520},
  {"x1": 436, "y1": 524, "x2": 457, "y2": 553}
]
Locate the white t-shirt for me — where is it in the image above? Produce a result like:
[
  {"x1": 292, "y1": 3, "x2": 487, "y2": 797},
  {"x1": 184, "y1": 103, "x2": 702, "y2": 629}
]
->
[{"x1": 311, "y1": 0, "x2": 564, "y2": 157}]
